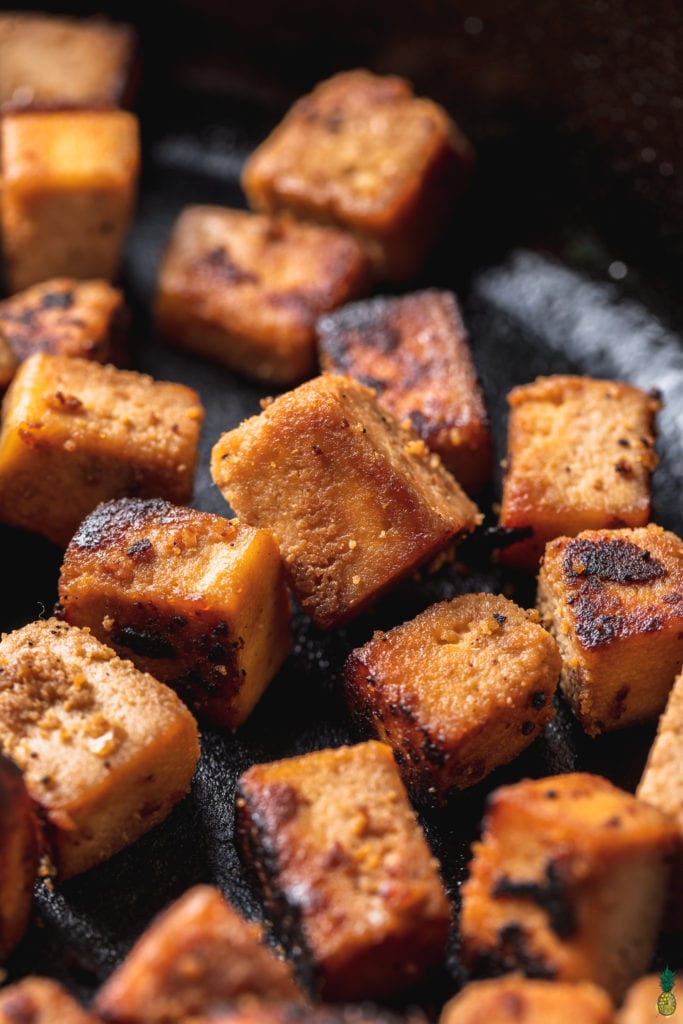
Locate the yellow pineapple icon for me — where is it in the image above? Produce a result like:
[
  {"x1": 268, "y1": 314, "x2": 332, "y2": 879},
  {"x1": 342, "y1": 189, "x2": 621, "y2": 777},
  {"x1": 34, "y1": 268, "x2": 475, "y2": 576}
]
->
[{"x1": 658, "y1": 966, "x2": 677, "y2": 1016}]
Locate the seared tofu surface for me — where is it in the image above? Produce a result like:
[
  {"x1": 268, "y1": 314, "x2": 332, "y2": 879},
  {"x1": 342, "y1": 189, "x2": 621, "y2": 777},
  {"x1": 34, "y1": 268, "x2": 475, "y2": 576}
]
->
[
  {"x1": 0, "y1": 977, "x2": 99, "y2": 1023},
  {"x1": 439, "y1": 977, "x2": 614, "y2": 1024}
]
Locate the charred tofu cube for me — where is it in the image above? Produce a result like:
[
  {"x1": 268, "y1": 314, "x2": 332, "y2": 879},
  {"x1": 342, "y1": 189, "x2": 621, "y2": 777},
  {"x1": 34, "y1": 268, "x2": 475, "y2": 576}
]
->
[
  {"x1": 0, "y1": 618, "x2": 200, "y2": 879},
  {"x1": 211, "y1": 374, "x2": 481, "y2": 629},
  {"x1": 500, "y1": 376, "x2": 659, "y2": 571},
  {"x1": 0, "y1": 754, "x2": 40, "y2": 961},
  {"x1": 317, "y1": 290, "x2": 492, "y2": 495},
  {"x1": 345, "y1": 593, "x2": 560, "y2": 801},
  {"x1": 58, "y1": 497, "x2": 291, "y2": 729},
  {"x1": 0, "y1": 977, "x2": 98, "y2": 1023},
  {"x1": 537, "y1": 524, "x2": 683, "y2": 735},
  {"x1": 242, "y1": 69, "x2": 473, "y2": 282},
  {"x1": 459, "y1": 772, "x2": 679, "y2": 1002},
  {"x1": 0, "y1": 352, "x2": 203, "y2": 547},
  {"x1": 0, "y1": 108, "x2": 139, "y2": 292},
  {"x1": 156, "y1": 206, "x2": 370, "y2": 386},
  {"x1": 236, "y1": 741, "x2": 451, "y2": 1001},
  {"x1": 439, "y1": 977, "x2": 614, "y2": 1024},
  {"x1": 0, "y1": 12, "x2": 137, "y2": 108},
  {"x1": 95, "y1": 885, "x2": 303, "y2": 1023}
]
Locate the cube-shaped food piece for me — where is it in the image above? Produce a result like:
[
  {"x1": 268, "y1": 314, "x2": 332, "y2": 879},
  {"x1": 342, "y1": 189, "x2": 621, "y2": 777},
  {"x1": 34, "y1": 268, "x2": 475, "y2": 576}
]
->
[
  {"x1": 0, "y1": 352, "x2": 203, "y2": 547},
  {"x1": 537, "y1": 524, "x2": 683, "y2": 735},
  {"x1": 59, "y1": 497, "x2": 291, "y2": 729},
  {"x1": 439, "y1": 977, "x2": 614, "y2": 1024},
  {"x1": 0, "y1": 13, "x2": 137, "y2": 108},
  {"x1": 617, "y1": 975, "x2": 665, "y2": 1024},
  {"x1": 0, "y1": 754, "x2": 40, "y2": 961},
  {"x1": 345, "y1": 593, "x2": 560, "y2": 801},
  {"x1": 95, "y1": 885, "x2": 303, "y2": 1023},
  {"x1": 237, "y1": 741, "x2": 451, "y2": 1001},
  {"x1": 459, "y1": 772, "x2": 679, "y2": 1002},
  {"x1": 0, "y1": 618, "x2": 200, "y2": 879},
  {"x1": 499, "y1": 376, "x2": 659, "y2": 571},
  {"x1": 242, "y1": 70, "x2": 473, "y2": 282},
  {"x1": 0, "y1": 977, "x2": 98, "y2": 1023},
  {"x1": 317, "y1": 291, "x2": 492, "y2": 495},
  {"x1": 156, "y1": 206, "x2": 371, "y2": 386},
  {"x1": 1, "y1": 107, "x2": 140, "y2": 292},
  {"x1": 183, "y1": 1005, "x2": 423, "y2": 1024},
  {"x1": 211, "y1": 375, "x2": 481, "y2": 629}
]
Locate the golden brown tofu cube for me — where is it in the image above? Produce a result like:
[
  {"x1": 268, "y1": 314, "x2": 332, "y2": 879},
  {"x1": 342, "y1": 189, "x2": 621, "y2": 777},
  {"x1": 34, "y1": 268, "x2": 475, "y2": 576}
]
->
[
  {"x1": 439, "y1": 977, "x2": 614, "y2": 1024},
  {"x1": 617, "y1": 975, "x2": 664, "y2": 1024},
  {"x1": 500, "y1": 376, "x2": 659, "y2": 571},
  {"x1": 345, "y1": 593, "x2": 560, "y2": 801},
  {"x1": 1, "y1": 107, "x2": 140, "y2": 292},
  {"x1": 317, "y1": 290, "x2": 492, "y2": 495},
  {"x1": 94, "y1": 885, "x2": 303, "y2": 1023},
  {"x1": 0, "y1": 618, "x2": 200, "y2": 879},
  {"x1": 0, "y1": 352, "x2": 204, "y2": 547},
  {"x1": 0, "y1": 13, "x2": 137, "y2": 108},
  {"x1": 537, "y1": 525, "x2": 683, "y2": 735},
  {"x1": 0, "y1": 977, "x2": 98, "y2": 1024},
  {"x1": 211, "y1": 374, "x2": 481, "y2": 629},
  {"x1": 237, "y1": 740, "x2": 451, "y2": 1002},
  {"x1": 0, "y1": 754, "x2": 40, "y2": 961},
  {"x1": 0, "y1": 334, "x2": 17, "y2": 390},
  {"x1": 242, "y1": 70, "x2": 473, "y2": 282},
  {"x1": 58, "y1": 497, "x2": 291, "y2": 729},
  {"x1": 156, "y1": 206, "x2": 371, "y2": 387},
  {"x1": 459, "y1": 772, "x2": 679, "y2": 1002}
]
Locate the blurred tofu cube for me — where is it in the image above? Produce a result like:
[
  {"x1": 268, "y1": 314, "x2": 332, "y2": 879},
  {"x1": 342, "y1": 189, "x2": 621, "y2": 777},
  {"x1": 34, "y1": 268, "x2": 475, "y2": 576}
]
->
[
  {"x1": 617, "y1": 975, "x2": 665, "y2": 1024},
  {"x1": 59, "y1": 497, "x2": 291, "y2": 729},
  {"x1": 237, "y1": 741, "x2": 451, "y2": 1001},
  {"x1": 500, "y1": 376, "x2": 659, "y2": 571},
  {"x1": 0, "y1": 335, "x2": 18, "y2": 391},
  {"x1": 0, "y1": 754, "x2": 40, "y2": 961},
  {"x1": 537, "y1": 524, "x2": 683, "y2": 734},
  {"x1": 0, "y1": 352, "x2": 204, "y2": 547},
  {"x1": 439, "y1": 977, "x2": 614, "y2": 1024},
  {"x1": 344, "y1": 593, "x2": 560, "y2": 801},
  {"x1": 242, "y1": 69, "x2": 473, "y2": 282},
  {"x1": 181, "y1": 1005, "x2": 421, "y2": 1024},
  {"x1": 0, "y1": 618, "x2": 200, "y2": 879},
  {"x1": 94, "y1": 885, "x2": 303, "y2": 1023},
  {"x1": 211, "y1": 374, "x2": 481, "y2": 629},
  {"x1": 0, "y1": 108, "x2": 140, "y2": 292},
  {"x1": 317, "y1": 290, "x2": 492, "y2": 495},
  {"x1": 0, "y1": 977, "x2": 99, "y2": 1023},
  {"x1": 459, "y1": 772, "x2": 679, "y2": 1002},
  {"x1": 156, "y1": 206, "x2": 370, "y2": 386}
]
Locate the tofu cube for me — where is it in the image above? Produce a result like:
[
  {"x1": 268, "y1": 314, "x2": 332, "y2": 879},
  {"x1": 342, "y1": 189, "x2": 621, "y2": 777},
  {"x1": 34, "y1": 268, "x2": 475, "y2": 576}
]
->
[
  {"x1": 0, "y1": 618, "x2": 200, "y2": 879},
  {"x1": 317, "y1": 290, "x2": 492, "y2": 495},
  {"x1": 1, "y1": 108, "x2": 140, "y2": 292},
  {"x1": 58, "y1": 497, "x2": 291, "y2": 729},
  {"x1": 184, "y1": 1006, "x2": 419, "y2": 1024},
  {"x1": 617, "y1": 975, "x2": 665, "y2": 1024},
  {"x1": 0, "y1": 12, "x2": 137, "y2": 108},
  {"x1": 0, "y1": 754, "x2": 40, "y2": 961},
  {"x1": 156, "y1": 206, "x2": 371, "y2": 386},
  {"x1": 0, "y1": 352, "x2": 204, "y2": 547},
  {"x1": 459, "y1": 772, "x2": 679, "y2": 1002},
  {"x1": 537, "y1": 524, "x2": 683, "y2": 735},
  {"x1": 236, "y1": 741, "x2": 451, "y2": 1001},
  {"x1": 344, "y1": 593, "x2": 560, "y2": 801},
  {"x1": 242, "y1": 69, "x2": 473, "y2": 282},
  {"x1": 94, "y1": 885, "x2": 303, "y2": 1022},
  {"x1": 0, "y1": 335, "x2": 18, "y2": 391},
  {"x1": 500, "y1": 376, "x2": 659, "y2": 571},
  {"x1": 439, "y1": 977, "x2": 614, "y2": 1024},
  {"x1": 0, "y1": 977, "x2": 98, "y2": 1023}
]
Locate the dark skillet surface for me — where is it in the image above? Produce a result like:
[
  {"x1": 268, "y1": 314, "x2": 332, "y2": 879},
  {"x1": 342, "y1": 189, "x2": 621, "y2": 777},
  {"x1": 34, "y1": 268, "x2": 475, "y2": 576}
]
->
[{"x1": 3, "y1": 16, "x2": 683, "y2": 1011}]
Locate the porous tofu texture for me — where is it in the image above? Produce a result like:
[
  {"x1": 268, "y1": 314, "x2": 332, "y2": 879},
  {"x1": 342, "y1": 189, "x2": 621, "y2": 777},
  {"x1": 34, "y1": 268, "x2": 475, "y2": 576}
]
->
[
  {"x1": 211, "y1": 374, "x2": 481, "y2": 629},
  {"x1": 95, "y1": 885, "x2": 303, "y2": 1023},
  {"x1": 0, "y1": 618, "x2": 200, "y2": 879},
  {"x1": 617, "y1": 975, "x2": 663, "y2": 1024},
  {"x1": 0, "y1": 352, "x2": 204, "y2": 547},
  {"x1": 317, "y1": 290, "x2": 492, "y2": 494},
  {"x1": 0, "y1": 754, "x2": 40, "y2": 961},
  {"x1": 439, "y1": 977, "x2": 614, "y2": 1024},
  {"x1": 460, "y1": 773, "x2": 679, "y2": 1002},
  {"x1": 156, "y1": 206, "x2": 371, "y2": 386},
  {"x1": 500, "y1": 375, "x2": 659, "y2": 570},
  {"x1": 537, "y1": 525, "x2": 683, "y2": 735},
  {"x1": 0, "y1": 977, "x2": 98, "y2": 1024},
  {"x1": 242, "y1": 69, "x2": 473, "y2": 281},
  {"x1": 237, "y1": 741, "x2": 451, "y2": 1001},
  {"x1": 345, "y1": 593, "x2": 560, "y2": 800},
  {"x1": 59, "y1": 498, "x2": 291, "y2": 729},
  {"x1": 0, "y1": 108, "x2": 140, "y2": 291}
]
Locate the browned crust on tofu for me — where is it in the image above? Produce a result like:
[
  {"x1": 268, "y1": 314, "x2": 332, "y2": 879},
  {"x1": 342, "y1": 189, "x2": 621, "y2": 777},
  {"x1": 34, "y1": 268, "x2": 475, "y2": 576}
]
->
[
  {"x1": 439, "y1": 977, "x2": 614, "y2": 1024},
  {"x1": 317, "y1": 290, "x2": 492, "y2": 494},
  {"x1": 0, "y1": 976, "x2": 98, "y2": 1023},
  {"x1": 0, "y1": 753, "x2": 40, "y2": 961},
  {"x1": 236, "y1": 741, "x2": 451, "y2": 1001},
  {"x1": 211, "y1": 374, "x2": 481, "y2": 629}
]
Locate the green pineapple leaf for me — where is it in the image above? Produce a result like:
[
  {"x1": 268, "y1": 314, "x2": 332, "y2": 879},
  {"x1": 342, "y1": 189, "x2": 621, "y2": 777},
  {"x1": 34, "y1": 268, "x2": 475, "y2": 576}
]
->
[{"x1": 660, "y1": 966, "x2": 676, "y2": 993}]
